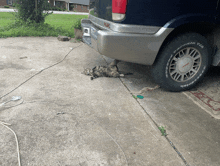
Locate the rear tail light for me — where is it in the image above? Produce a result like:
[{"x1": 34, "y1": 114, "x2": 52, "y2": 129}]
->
[{"x1": 112, "y1": 0, "x2": 127, "y2": 21}]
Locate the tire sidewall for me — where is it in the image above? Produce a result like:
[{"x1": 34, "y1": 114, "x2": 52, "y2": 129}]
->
[{"x1": 154, "y1": 33, "x2": 211, "y2": 91}]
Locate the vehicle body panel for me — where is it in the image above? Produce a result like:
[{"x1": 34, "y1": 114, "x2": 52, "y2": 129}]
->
[
  {"x1": 82, "y1": 0, "x2": 220, "y2": 66},
  {"x1": 90, "y1": 0, "x2": 218, "y2": 27}
]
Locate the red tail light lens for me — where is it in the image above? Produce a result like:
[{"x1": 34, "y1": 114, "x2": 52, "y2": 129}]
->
[{"x1": 112, "y1": 0, "x2": 127, "y2": 14}]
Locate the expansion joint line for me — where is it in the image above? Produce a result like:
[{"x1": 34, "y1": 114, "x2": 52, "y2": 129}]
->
[
  {"x1": 119, "y1": 77, "x2": 190, "y2": 166},
  {"x1": 100, "y1": 55, "x2": 190, "y2": 166}
]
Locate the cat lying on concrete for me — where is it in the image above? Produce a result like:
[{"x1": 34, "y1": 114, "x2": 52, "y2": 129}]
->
[{"x1": 82, "y1": 60, "x2": 131, "y2": 80}]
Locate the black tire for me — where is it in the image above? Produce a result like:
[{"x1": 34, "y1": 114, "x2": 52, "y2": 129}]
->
[{"x1": 151, "y1": 33, "x2": 212, "y2": 92}]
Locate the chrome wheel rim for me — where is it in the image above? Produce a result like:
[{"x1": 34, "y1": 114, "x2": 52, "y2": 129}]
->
[{"x1": 169, "y1": 47, "x2": 202, "y2": 82}]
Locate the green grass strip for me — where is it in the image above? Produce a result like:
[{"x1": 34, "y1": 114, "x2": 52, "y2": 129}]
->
[{"x1": 0, "y1": 12, "x2": 88, "y2": 38}]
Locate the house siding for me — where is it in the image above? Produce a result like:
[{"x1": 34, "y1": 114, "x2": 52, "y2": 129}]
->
[
  {"x1": 69, "y1": 0, "x2": 89, "y2": 6},
  {"x1": 71, "y1": 3, "x2": 89, "y2": 12},
  {"x1": 48, "y1": 0, "x2": 89, "y2": 12},
  {"x1": 48, "y1": 0, "x2": 55, "y2": 7},
  {"x1": 0, "y1": 0, "x2": 8, "y2": 6}
]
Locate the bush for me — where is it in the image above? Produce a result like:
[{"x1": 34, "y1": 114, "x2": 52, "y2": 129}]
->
[
  {"x1": 70, "y1": 5, "x2": 74, "y2": 9},
  {"x1": 14, "y1": 0, "x2": 52, "y2": 24},
  {"x1": 51, "y1": 7, "x2": 55, "y2": 10},
  {"x1": 51, "y1": 6, "x2": 62, "y2": 11},
  {"x1": 4, "y1": 5, "x2": 10, "y2": 8},
  {"x1": 72, "y1": 19, "x2": 82, "y2": 30}
]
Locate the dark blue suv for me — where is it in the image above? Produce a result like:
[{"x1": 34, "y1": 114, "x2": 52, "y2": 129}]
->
[{"x1": 81, "y1": 0, "x2": 220, "y2": 92}]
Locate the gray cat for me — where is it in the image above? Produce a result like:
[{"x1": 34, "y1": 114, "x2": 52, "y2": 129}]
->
[
  {"x1": 82, "y1": 60, "x2": 133, "y2": 80},
  {"x1": 82, "y1": 65, "x2": 124, "y2": 80}
]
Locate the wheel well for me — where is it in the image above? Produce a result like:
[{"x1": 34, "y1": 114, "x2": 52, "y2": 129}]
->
[{"x1": 154, "y1": 22, "x2": 216, "y2": 64}]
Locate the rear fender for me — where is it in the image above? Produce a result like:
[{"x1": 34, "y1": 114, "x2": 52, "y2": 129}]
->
[{"x1": 163, "y1": 14, "x2": 216, "y2": 29}]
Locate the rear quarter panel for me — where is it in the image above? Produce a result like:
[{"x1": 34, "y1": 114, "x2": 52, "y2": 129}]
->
[{"x1": 123, "y1": 0, "x2": 218, "y2": 27}]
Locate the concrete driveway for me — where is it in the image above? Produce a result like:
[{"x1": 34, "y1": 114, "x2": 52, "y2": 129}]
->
[
  {"x1": 0, "y1": 37, "x2": 220, "y2": 166},
  {"x1": 116, "y1": 62, "x2": 220, "y2": 166},
  {"x1": 0, "y1": 37, "x2": 184, "y2": 166}
]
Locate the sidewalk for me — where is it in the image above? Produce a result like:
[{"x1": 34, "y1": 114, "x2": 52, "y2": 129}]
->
[
  {"x1": 0, "y1": 8, "x2": 89, "y2": 15},
  {"x1": 0, "y1": 37, "x2": 184, "y2": 166}
]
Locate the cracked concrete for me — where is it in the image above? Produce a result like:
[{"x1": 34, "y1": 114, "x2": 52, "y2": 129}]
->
[
  {"x1": 0, "y1": 37, "x2": 185, "y2": 166},
  {"x1": 114, "y1": 59, "x2": 220, "y2": 166}
]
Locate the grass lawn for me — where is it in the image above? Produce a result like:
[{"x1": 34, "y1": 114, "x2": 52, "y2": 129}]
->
[
  {"x1": 0, "y1": 12, "x2": 88, "y2": 38},
  {"x1": 45, "y1": 14, "x2": 87, "y2": 30},
  {"x1": 0, "y1": 12, "x2": 15, "y2": 27}
]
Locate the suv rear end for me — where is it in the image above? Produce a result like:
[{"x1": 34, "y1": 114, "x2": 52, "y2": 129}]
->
[
  {"x1": 81, "y1": 0, "x2": 173, "y2": 65},
  {"x1": 81, "y1": 0, "x2": 220, "y2": 92}
]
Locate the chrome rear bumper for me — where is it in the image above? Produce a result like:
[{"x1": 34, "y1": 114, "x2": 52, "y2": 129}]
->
[{"x1": 81, "y1": 18, "x2": 173, "y2": 65}]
